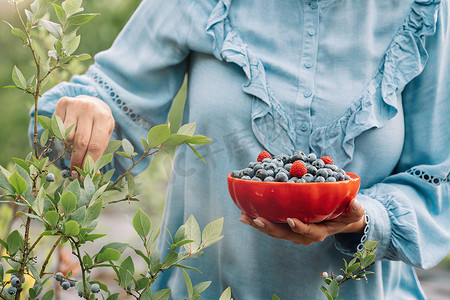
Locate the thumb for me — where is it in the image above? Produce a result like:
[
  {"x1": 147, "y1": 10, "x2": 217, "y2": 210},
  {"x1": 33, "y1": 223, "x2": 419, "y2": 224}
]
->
[{"x1": 338, "y1": 198, "x2": 366, "y2": 234}]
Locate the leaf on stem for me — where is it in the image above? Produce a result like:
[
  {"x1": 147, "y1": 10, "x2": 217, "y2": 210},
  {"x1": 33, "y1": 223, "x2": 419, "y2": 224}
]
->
[
  {"x1": 201, "y1": 217, "x2": 224, "y2": 248},
  {"x1": 64, "y1": 220, "x2": 80, "y2": 236},
  {"x1": 12, "y1": 65, "x2": 27, "y2": 89},
  {"x1": 219, "y1": 287, "x2": 232, "y2": 300},
  {"x1": 52, "y1": 3, "x2": 66, "y2": 24},
  {"x1": 11, "y1": 27, "x2": 28, "y2": 43},
  {"x1": 66, "y1": 13, "x2": 99, "y2": 27},
  {"x1": 147, "y1": 124, "x2": 170, "y2": 149},
  {"x1": 133, "y1": 209, "x2": 151, "y2": 240},
  {"x1": 150, "y1": 289, "x2": 171, "y2": 300},
  {"x1": 62, "y1": 0, "x2": 82, "y2": 15},
  {"x1": 40, "y1": 19, "x2": 63, "y2": 40},
  {"x1": 6, "y1": 230, "x2": 24, "y2": 256},
  {"x1": 104, "y1": 140, "x2": 122, "y2": 155},
  {"x1": 61, "y1": 190, "x2": 77, "y2": 215},
  {"x1": 183, "y1": 215, "x2": 201, "y2": 253},
  {"x1": 8, "y1": 170, "x2": 27, "y2": 195},
  {"x1": 177, "y1": 122, "x2": 196, "y2": 136}
]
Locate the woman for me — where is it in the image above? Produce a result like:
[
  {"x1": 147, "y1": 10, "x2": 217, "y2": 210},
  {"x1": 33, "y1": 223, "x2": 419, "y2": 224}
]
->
[{"x1": 32, "y1": 0, "x2": 450, "y2": 298}]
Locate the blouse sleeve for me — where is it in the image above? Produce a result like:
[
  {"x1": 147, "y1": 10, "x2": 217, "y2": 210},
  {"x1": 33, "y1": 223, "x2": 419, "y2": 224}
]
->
[
  {"x1": 334, "y1": 1, "x2": 450, "y2": 269},
  {"x1": 29, "y1": 0, "x2": 193, "y2": 175}
]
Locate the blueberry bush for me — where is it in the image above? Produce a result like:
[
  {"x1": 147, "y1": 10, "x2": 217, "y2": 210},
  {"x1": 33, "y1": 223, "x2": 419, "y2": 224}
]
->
[{"x1": 0, "y1": 1, "x2": 231, "y2": 299}]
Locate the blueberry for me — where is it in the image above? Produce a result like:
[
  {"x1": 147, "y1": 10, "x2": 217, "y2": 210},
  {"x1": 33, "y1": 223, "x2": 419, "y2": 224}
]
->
[
  {"x1": 264, "y1": 176, "x2": 275, "y2": 182},
  {"x1": 242, "y1": 168, "x2": 255, "y2": 178},
  {"x1": 316, "y1": 168, "x2": 329, "y2": 179},
  {"x1": 90, "y1": 283, "x2": 100, "y2": 293},
  {"x1": 61, "y1": 280, "x2": 71, "y2": 290},
  {"x1": 78, "y1": 291, "x2": 85, "y2": 298},
  {"x1": 344, "y1": 174, "x2": 351, "y2": 180},
  {"x1": 11, "y1": 277, "x2": 20, "y2": 287},
  {"x1": 307, "y1": 153, "x2": 317, "y2": 162},
  {"x1": 334, "y1": 172, "x2": 345, "y2": 181},
  {"x1": 241, "y1": 176, "x2": 251, "y2": 180},
  {"x1": 297, "y1": 178, "x2": 307, "y2": 183},
  {"x1": 284, "y1": 163, "x2": 293, "y2": 172},
  {"x1": 274, "y1": 154, "x2": 290, "y2": 165},
  {"x1": 326, "y1": 177, "x2": 337, "y2": 182},
  {"x1": 231, "y1": 170, "x2": 241, "y2": 178},
  {"x1": 248, "y1": 162, "x2": 257, "y2": 169},
  {"x1": 253, "y1": 163, "x2": 264, "y2": 171},
  {"x1": 325, "y1": 164, "x2": 338, "y2": 171},
  {"x1": 46, "y1": 173, "x2": 55, "y2": 182},
  {"x1": 275, "y1": 172, "x2": 288, "y2": 182},
  {"x1": 326, "y1": 168, "x2": 334, "y2": 177},
  {"x1": 55, "y1": 272, "x2": 64, "y2": 282},
  {"x1": 262, "y1": 158, "x2": 271, "y2": 163},
  {"x1": 251, "y1": 177, "x2": 262, "y2": 181},
  {"x1": 288, "y1": 178, "x2": 297, "y2": 183},
  {"x1": 62, "y1": 169, "x2": 72, "y2": 179},
  {"x1": 264, "y1": 162, "x2": 277, "y2": 171},
  {"x1": 302, "y1": 174, "x2": 314, "y2": 182},
  {"x1": 69, "y1": 279, "x2": 77, "y2": 287},
  {"x1": 272, "y1": 158, "x2": 284, "y2": 168},
  {"x1": 291, "y1": 150, "x2": 307, "y2": 162},
  {"x1": 336, "y1": 275, "x2": 344, "y2": 282},
  {"x1": 255, "y1": 169, "x2": 268, "y2": 180},
  {"x1": 266, "y1": 169, "x2": 274, "y2": 177},
  {"x1": 43, "y1": 148, "x2": 53, "y2": 157},
  {"x1": 7, "y1": 286, "x2": 17, "y2": 295},
  {"x1": 306, "y1": 164, "x2": 317, "y2": 175},
  {"x1": 312, "y1": 159, "x2": 325, "y2": 169},
  {"x1": 275, "y1": 167, "x2": 289, "y2": 176},
  {"x1": 315, "y1": 176, "x2": 325, "y2": 182}
]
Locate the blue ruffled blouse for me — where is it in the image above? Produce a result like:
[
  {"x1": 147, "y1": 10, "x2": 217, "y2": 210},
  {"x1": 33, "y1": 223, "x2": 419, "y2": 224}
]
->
[{"x1": 31, "y1": 0, "x2": 450, "y2": 299}]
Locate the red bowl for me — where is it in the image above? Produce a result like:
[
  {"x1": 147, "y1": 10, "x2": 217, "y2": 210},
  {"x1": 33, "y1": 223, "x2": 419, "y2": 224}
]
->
[{"x1": 227, "y1": 172, "x2": 360, "y2": 223}]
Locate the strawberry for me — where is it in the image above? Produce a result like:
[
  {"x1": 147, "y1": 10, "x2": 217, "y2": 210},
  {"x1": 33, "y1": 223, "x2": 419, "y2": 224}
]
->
[
  {"x1": 257, "y1": 151, "x2": 271, "y2": 162},
  {"x1": 290, "y1": 161, "x2": 307, "y2": 178},
  {"x1": 321, "y1": 156, "x2": 333, "y2": 165}
]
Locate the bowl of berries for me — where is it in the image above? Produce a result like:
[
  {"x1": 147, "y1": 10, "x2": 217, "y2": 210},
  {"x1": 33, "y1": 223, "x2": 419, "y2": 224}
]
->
[{"x1": 227, "y1": 151, "x2": 360, "y2": 223}]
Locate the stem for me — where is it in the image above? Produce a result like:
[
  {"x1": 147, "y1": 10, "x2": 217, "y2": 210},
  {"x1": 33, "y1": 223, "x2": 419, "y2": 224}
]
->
[
  {"x1": 14, "y1": 3, "x2": 41, "y2": 158},
  {"x1": 28, "y1": 235, "x2": 43, "y2": 253},
  {"x1": 105, "y1": 196, "x2": 139, "y2": 206},
  {"x1": 46, "y1": 148, "x2": 67, "y2": 167},
  {"x1": 107, "y1": 150, "x2": 158, "y2": 191},
  {"x1": 69, "y1": 237, "x2": 90, "y2": 298},
  {"x1": 39, "y1": 235, "x2": 63, "y2": 277},
  {"x1": 14, "y1": 212, "x2": 31, "y2": 300}
]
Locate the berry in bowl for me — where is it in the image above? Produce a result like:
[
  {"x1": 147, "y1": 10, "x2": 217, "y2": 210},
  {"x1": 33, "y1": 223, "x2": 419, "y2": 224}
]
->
[{"x1": 227, "y1": 151, "x2": 360, "y2": 223}]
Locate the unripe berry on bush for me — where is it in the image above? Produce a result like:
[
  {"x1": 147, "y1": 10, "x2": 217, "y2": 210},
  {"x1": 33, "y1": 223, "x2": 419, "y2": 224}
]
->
[
  {"x1": 7, "y1": 286, "x2": 17, "y2": 295},
  {"x1": 320, "y1": 271, "x2": 329, "y2": 278},
  {"x1": 336, "y1": 275, "x2": 344, "y2": 282},
  {"x1": 46, "y1": 173, "x2": 55, "y2": 182},
  {"x1": 90, "y1": 283, "x2": 100, "y2": 293}
]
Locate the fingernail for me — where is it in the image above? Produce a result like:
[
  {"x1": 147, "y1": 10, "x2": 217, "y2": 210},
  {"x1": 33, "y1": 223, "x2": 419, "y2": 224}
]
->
[
  {"x1": 287, "y1": 218, "x2": 295, "y2": 228},
  {"x1": 253, "y1": 219, "x2": 265, "y2": 228},
  {"x1": 352, "y1": 199, "x2": 361, "y2": 211},
  {"x1": 239, "y1": 218, "x2": 250, "y2": 225},
  {"x1": 71, "y1": 170, "x2": 78, "y2": 179}
]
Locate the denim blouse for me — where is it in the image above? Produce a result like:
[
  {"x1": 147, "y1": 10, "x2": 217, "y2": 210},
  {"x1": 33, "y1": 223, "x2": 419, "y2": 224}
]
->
[{"x1": 31, "y1": 0, "x2": 450, "y2": 299}]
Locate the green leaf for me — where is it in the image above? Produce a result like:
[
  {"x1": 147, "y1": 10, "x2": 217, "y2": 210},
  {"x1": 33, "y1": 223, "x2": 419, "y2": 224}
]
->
[
  {"x1": 0, "y1": 263, "x2": 4, "y2": 282},
  {"x1": 6, "y1": 230, "x2": 24, "y2": 256},
  {"x1": 40, "y1": 129, "x2": 49, "y2": 147},
  {"x1": 12, "y1": 158, "x2": 30, "y2": 174},
  {"x1": 8, "y1": 170, "x2": 27, "y2": 195},
  {"x1": 183, "y1": 215, "x2": 201, "y2": 253},
  {"x1": 164, "y1": 134, "x2": 191, "y2": 146},
  {"x1": 98, "y1": 242, "x2": 128, "y2": 255},
  {"x1": 126, "y1": 173, "x2": 136, "y2": 195},
  {"x1": 132, "y1": 248, "x2": 151, "y2": 266},
  {"x1": 319, "y1": 286, "x2": 334, "y2": 300},
  {"x1": 31, "y1": 187, "x2": 46, "y2": 217},
  {"x1": 11, "y1": 27, "x2": 28, "y2": 43},
  {"x1": 150, "y1": 289, "x2": 171, "y2": 300},
  {"x1": 149, "y1": 250, "x2": 161, "y2": 267},
  {"x1": 219, "y1": 287, "x2": 232, "y2": 300},
  {"x1": 64, "y1": 123, "x2": 76, "y2": 139},
  {"x1": 360, "y1": 253, "x2": 376, "y2": 269},
  {"x1": 329, "y1": 279, "x2": 339, "y2": 299},
  {"x1": 171, "y1": 264, "x2": 202, "y2": 274},
  {"x1": 40, "y1": 19, "x2": 62, "y2": 40},
  {"x1": 71, "y1": 53, "x2": 91, "y2": 61},
  {"x1": 162, "y1": 251, "x2": 178, "y2": 268},
  {"x1": 364, "y1": 240, "x2": 379, "y2": 252},
  {"x1": 141, "y1": 137, "x2": 149, "y2": 151},
  {"x1": 62, "y1": 0, "x2": 82, "y2": 15},
  {"x1": 0, "y1": 168, "x2": 13, "y2": 192},
  {"x1": 67, "y1": 13, "x2": 99, "y2": 26},
  {"x1": 64, "y1": 220, "x2": 80, "y2": 236},
  {"x1": 89, "y1": 183, "x2": 108, "y2": 206},
  {"x1": 106, "y1": 294, "x2": 120, "y2": 300},
  {"x1": 55, "y1": 39, "x2": 63, "y2": 56},
  {"x1": 173, "y1": 225, "x2": 185, "y2": 244},
  {"x1": 187, "y1": 144, "x2": 206, "y2": 163},
  {"x1": 51, "y1": 114, "x2": 65, "y2": 140},
  {"x1": 147, "y1": 124, "x2": 170, "y2": 148},
  {"x1": 133, "y1": 209, "x2": 151, "y2": 240},
  {"x1": 82, "y1": 253, "x2": 93, "y2": 267},
  {"x1": 119, "y1": 256, "x2": 134, "y2": 287},
  {"x1": 346, "y1": 262, "x2": 360, "y2": 274},
  {"x1": 272, "y1": 295, "x2": 281, "y2": 300},
  {"x1": 96, "y1": 248, "x2": 121, "y2": 263},
  {"x1": 31, "y1": 0, "x2": 52, "y2": 21},
  {"x1": 41, "y1": 289, "x2": 54, "y2": 300},
  {"x1": 83, "y1": 233, "x2": 106, "y2": 242},
  {"x1": 68, "y1": 206, "x2": 86, "y2": 224},
  {"x1": 183, "y1": 270, "x2": 193, "y2": 298},
  {"x1": 65, "y1": 179, "x2": 81, "y2": 201},
  {"x1": 38, "y1": 115, "x2": 53, "y2": 131},
  {"x1": 85, "y1": 200, "x2": 103, "y2": 225},
  {"x1": 94, "y1": 153, "x2": 113, "y2": 173},
  {"x1": 201, "y1": 217, "x2": 224, "y2": 248},
  {"x1": 84, "y1": 154, "x2": 95, "y2": 174},
  {"x1": 61, "y1": 190, "x2": 77, "y2": 215},
  {"x1": 135, "y1": 277, "x2": 150, "y2": 290},
  {"x1": 193, "y1": 281, "x2": 211, "y2": 296},
  {"x1": 187, "y1": 135, "x2": 213, "y2": 145},
  {"x1": 52, "y1": 3, "x2": 66, "y2": 23},
  {"x1": 12, "y1": 65, "x2": 27, "y2": 89},
  {"x1": 65, "y1": 35, "x2": 80, "y2": 56},
  {"x1": 122, "y1": 139, "x2": 134, "y2": 156},
  {"x1": 116, "y1": 151, "x2": 132, "y2": 159},
  {"x1": 177, "y1": 122, "x2": 196, "y2": 136}
]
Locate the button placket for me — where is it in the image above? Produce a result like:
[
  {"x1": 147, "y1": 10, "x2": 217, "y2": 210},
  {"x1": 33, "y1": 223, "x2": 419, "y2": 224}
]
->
[{"x1": 295, "y1": 1, "x2": 320, "y2": 149}]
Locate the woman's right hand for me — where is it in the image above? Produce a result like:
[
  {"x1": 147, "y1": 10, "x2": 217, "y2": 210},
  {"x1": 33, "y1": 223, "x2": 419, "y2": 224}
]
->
[{"x1": 54, "y1": 95, "x2": 115, "y2": 179}]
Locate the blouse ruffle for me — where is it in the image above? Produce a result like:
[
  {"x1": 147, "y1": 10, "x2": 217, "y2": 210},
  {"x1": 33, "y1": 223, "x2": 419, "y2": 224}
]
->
[{"x1": 206, "y1": 0, "x2": 441, "y2": 167}]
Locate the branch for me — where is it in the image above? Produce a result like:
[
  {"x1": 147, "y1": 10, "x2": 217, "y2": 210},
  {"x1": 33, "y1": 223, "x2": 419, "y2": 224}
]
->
[{"x1": 39, "y1": 235, "x2": 63, "y2": 277}]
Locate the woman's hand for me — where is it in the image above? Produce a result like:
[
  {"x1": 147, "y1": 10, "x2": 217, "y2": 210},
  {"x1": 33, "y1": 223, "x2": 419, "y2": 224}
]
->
[
  {"x1": 54, "y1": 95, "x2": 115, "y2": 179},
  {"x1": 238, "y1": 198, "x2": 366, "y2": 245}
]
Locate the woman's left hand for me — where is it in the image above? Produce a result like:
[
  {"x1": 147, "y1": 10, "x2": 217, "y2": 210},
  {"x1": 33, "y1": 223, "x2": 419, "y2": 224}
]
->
[{"x1": 238, "y1": 198, "x2": 366, "y2": 245}]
